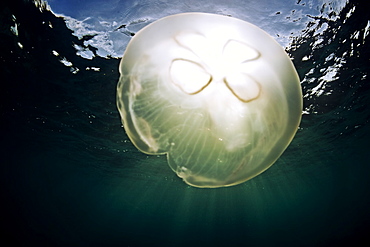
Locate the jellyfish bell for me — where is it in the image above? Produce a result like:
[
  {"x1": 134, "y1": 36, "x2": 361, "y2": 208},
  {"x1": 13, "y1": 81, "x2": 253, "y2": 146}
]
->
[{"x1": 116, "y1": 12, "x2": 302, "y2": 188}]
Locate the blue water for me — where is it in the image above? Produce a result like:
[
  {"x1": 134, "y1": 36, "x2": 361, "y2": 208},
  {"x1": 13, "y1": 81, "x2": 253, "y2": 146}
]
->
[{"x1": 1, "y1": 0, "x2": 369, "y2": 246}]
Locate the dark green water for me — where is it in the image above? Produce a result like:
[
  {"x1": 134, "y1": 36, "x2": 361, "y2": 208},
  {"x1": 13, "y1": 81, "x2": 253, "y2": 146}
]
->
[{"x1": 1, "y1": 0, "x2": 369, "y2": 246}]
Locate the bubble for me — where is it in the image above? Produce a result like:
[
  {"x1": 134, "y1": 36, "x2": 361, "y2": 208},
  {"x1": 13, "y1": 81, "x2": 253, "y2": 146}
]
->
[{"x1": 117, "y1": 13, "x2": 302, "y2": 188}]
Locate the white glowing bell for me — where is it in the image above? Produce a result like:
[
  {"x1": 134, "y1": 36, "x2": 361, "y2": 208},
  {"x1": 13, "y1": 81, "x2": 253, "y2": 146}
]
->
[{"x1": 117, "y1": 12, "x2": 302, "y2": 188}]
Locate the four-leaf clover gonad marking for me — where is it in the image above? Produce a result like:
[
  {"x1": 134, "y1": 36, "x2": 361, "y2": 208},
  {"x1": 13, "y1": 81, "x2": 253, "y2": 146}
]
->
[{"x1": 170, "y1": 33, "x2": 261, "y2": 103}]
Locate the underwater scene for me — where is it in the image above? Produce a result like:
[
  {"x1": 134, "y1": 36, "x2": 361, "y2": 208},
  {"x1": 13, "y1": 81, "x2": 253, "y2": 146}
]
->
[{"x1": 1, "y1": 0, "x2": 369, "y2": 246}]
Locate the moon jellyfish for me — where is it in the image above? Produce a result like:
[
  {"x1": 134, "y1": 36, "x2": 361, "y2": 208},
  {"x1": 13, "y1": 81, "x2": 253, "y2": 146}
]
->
[{"x1": 116, "y1": 13, "x2": 302, "y2": 188}]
